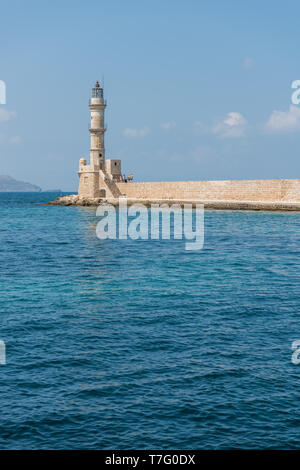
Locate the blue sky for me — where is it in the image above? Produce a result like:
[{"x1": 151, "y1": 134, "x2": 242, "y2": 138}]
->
[{"x1": 1, "y1": 0, "x2": 300, "y2": 190}]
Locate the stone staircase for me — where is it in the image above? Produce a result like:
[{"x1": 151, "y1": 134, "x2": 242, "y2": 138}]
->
[{"x1": 99, "y1": 169, "x2": 122, "y2": 198}]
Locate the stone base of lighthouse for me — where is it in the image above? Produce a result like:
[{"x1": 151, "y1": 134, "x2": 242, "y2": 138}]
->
[{"x1": 78, "y1": 159, "x2": 123, "y2": 198}]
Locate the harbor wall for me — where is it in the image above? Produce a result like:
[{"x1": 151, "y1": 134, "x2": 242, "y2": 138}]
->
[{"x1": 116, "y1": 179, "x2": 300, "y2": 202}]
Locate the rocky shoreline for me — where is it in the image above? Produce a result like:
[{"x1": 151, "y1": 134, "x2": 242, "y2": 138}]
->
[
  {"x1": 48, "y1": 195, "x2": 106, "y2": 206},
  {"x1": 47, "y1": 194, "x2": 300, "y2": 211}
]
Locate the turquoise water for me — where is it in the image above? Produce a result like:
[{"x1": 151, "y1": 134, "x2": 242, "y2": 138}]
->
[{"x1": 1, "y1": 192, "x2": 300, "y2": 449}]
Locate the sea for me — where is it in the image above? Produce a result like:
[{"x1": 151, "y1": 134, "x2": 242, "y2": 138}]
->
[{"x1": 1, "y1": 191, "x2": 300, "y2": 449}]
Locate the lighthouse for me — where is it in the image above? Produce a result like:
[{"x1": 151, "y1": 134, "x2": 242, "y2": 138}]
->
[
  {"x1": 89, "y1": 80, "x2": 106, "y2": 170},
  {"x1": 78, "y1": 82, "x2": 123, "y2": 198}
]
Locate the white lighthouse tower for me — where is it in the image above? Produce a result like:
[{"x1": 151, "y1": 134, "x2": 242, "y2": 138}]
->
[
  {"x1": 89, "y1": 80, "x2": 106, "y2": 170},
  {"x1": 78, "y1": 81, "x2": 123, "y2": 198}
]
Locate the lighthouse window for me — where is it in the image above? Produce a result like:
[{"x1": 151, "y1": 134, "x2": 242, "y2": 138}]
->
[{"x1": 114, "y1": 162, "x2": 117, "y2": 166}]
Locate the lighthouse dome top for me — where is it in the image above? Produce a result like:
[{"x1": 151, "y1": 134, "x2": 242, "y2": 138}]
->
[{"x1": 91, "y1": 80, "x2": 104, "y2": 99}]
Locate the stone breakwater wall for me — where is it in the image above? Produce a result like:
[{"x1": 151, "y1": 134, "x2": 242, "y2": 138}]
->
[
  {"x1": 47, "y1": 179, "x2": 300, "y2": 210},
  {"x1": 116, "y1": 179, "x2": 300, "y2": 202}
]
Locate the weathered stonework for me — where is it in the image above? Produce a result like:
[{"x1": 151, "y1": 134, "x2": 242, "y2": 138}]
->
[{"x1": 116, "y1": 179, "x2": 300, "y2": 203}]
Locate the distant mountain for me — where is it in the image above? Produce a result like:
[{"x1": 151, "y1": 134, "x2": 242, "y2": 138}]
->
[{"x1": 0, "y1": 175, "x2": 42, "y2": 192}]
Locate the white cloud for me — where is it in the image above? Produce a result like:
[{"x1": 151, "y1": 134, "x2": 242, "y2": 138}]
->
[
  {"x1": 0, "y1": 134, "x2": 22, "y2": 145},
  {"x1": 264, "y1": 105, "x2": 300, "y2": 133},
  {"x1": 213, "y1": 112, "x2": 248, "y2": 138},
  {"x1": 123, "y1": 126, "x2": 150, "y2": 138},
  {"x1": 10, "y1": 136, "x2": 21, "y2": 144},
  {"x1": 161, "y1": 121, "x2": 176, "y2": 131},
  {"x1": 243, "y1": 57, "x2": 255, "y2": 70},
  {"x1": 194, "y1": 121, "x2": 208, "y2": 134},
  {"x1": 193, "y1": 145, "x2": 216, "y2": 162},
  {"x1": 169, "y1": 152, "x2": 183, "y2": 162},
  {"x1": 0, "y1": 109, "x2": 16, "y2": 122}
]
